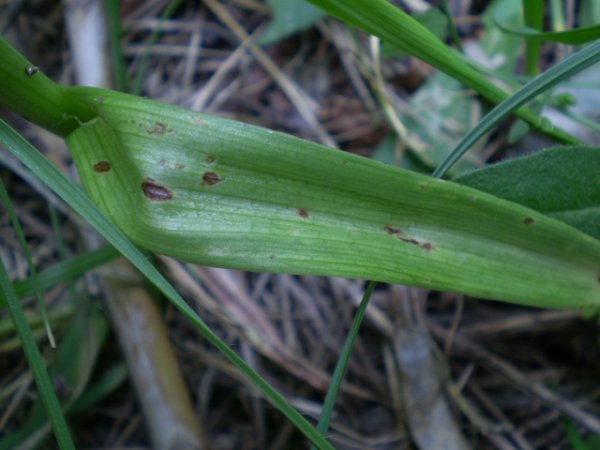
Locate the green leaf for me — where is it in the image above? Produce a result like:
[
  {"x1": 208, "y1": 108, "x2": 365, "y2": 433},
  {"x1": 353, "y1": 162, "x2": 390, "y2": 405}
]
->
[
  {"x1": 495, "y1": 17, "x2": 600, "y2": 45},
  {"x1": 307, "y1": 0, "x2": 578, "y2": 144},
  {"x1": 64, "y1": 87, "x2": 600, "y2": 308},
  {"x1": 0, "y1": 117, "x2": 335, "y2": 450},
  {"x1": 259, "y1": 0, "x2": 326, "y2": 45},
  {"x1": 454, "y1": 146, "x2": 600, "y2": 240}
]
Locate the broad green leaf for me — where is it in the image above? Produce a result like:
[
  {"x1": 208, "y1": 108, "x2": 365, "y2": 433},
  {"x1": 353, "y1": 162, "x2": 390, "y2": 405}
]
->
[
  {"x1": 307, "y1": 0, "x2": 577, "y2": 144},
  {"x1": 259, "y1": 0, "x2": 326, "y2": 45},
  {"x1": 454, "y1": 146, "x2": 600, "y2": 240},
  {"x1": 64, "y1": 87, "x2": 600, "y2": 308}
]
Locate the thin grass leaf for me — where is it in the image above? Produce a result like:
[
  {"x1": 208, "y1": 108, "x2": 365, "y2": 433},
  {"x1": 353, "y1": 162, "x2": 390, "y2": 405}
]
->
[
  {"x1": 433, "y1": 39, "x2": 600, "y2": 178},
  {"x1": 307, "y1": 0, "x2": 578, "y2": 144},
  {"x1": 105, "y1": 0, "x2": 128, "y2": 92},
  {"x1": 0, "y1": 237, "x2": 75, "y2": 450},
  {"x1": 3, "y1": 246, "x2": 119, "y2": 307},
  {"x1": 0, "y1": 179, "x2": 55, "y2": 346},
  {"x1": 0, "y1": 118, "x2": 335, "y2": 450},
  {"x1": 496, "y1": 17, "x2": 600, "y2": 45},
  {"x1": 311, "y1": 281, "x2": 376, "y2": 449},
  {"x1": 439, "y1": 0, "x2": 463, "y2": 52}
]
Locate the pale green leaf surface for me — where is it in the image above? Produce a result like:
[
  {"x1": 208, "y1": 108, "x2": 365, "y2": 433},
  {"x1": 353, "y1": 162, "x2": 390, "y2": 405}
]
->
[
  {"x1": 454, "y1": 146, "x2": 600, "y2": 240},
  {"x1": 495, "y1": 18, "x2": 600, "y2": 45},
  {"x1": 65, "y1": 87, "x2": 600, "y2": 308},
  {"x1": 259, "y1": 0, "x2": 326, "y2": 45}
]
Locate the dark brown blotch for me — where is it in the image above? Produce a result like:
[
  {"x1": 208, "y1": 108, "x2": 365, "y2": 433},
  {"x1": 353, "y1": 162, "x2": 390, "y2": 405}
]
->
[
  {"x1": 399, "y1": 237, "x2": 420, "y2": 246},
  {"x1": 419, "y1": 242, "x2": 433, "y2": 251},
  {"x1": 93, "y1": 161, "x2": 111, "y2": 173},
  {"x1": 142, "y1": 180, "x2": 173, "y2": 201},
  {"x1": 202, "y1": 171, "x2": 221, "y2": 185},
  {"x1": 523, "y1": 217, "x2": 535, "y2": 225},
  {"x1": 298, "y1": 209, "x2": 310, "y2": 218},
  {"x1": 206, "y1": 155, "x2": 216, "y2": 164},
  {"x1": 384, "y1": 225, "x2": 400, "y2": 235}
]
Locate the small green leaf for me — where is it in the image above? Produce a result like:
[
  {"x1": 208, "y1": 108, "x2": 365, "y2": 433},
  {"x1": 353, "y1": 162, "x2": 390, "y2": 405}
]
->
[
  {"x1": 64, "y1": 87, "x2": 600, "y2": 308},
  {"x1": 259, "y1": 0, "x2": 326, "y2": 45},
  {"x1": 454, "y1": 146, "x2": 600, "y2": 240}
]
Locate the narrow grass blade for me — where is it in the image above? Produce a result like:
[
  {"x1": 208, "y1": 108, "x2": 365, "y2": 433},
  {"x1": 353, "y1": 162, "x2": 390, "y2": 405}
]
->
[
  {"x1": 0, "y1": 179, "x2": 55, "y2": 346},
  {"x1": 0, "y1": 244, "x2": 75, "y2": 449},
  {"x1": 0, "y1": 118, "x2": 334, "y2": 450},
  {"x1": 307, "y1": 0, "x2": 577, "y2": 144},
  {"x1": 433, "y1": 39, "x2": 600, "y2": 178},
  {"x1": 311, "y1": 281, "x2": 376, "y2": 449},
  {"x1": 496, "y1": 17, "x2": 600, "y2": 45},
  {"x1": 65, "y1": 88, "x2": 600, "y2": 308}
]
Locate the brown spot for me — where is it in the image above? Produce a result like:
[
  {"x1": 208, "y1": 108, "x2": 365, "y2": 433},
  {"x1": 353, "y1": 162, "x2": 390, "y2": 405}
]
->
[
  {"x1": 93, "y1": 161, "x2": 111, "y2": 173},
  {"x1": 148, "y1": 122, "x2": 170, "y2": 135},
  {"x1": 159, "y1": 159, "x2": 169, "y2": 167},
  {"x1": 384, "y1": 225, "x2": 400, "y2": 235},
  {"x1": 175, "y1": 163, "x2": 185, "y2": 170},
  {"x1": 298, "y1": 209, "x2": 310, "y2": 218},
  {"x1": 202, "y1": 171, "x2": 221, "y2": 185},
  {"x1": 206, "y1": 155, "x2": 216, "y2": 164},
  {"x1": 524, "y1": 217, "x2": 535, "y2": 225},
  {"x1": 142, "y1": 180, "x2": 173, "y2": 200},
  {"x1": 399, "y1": 237, "x2": 420, "y2": 246},
  {"x1": 419, "y1": 242, "x2": 433, "y2": 251},
  {"x1": 419, "y1": 182, "x2": 432, "y2": 191}
]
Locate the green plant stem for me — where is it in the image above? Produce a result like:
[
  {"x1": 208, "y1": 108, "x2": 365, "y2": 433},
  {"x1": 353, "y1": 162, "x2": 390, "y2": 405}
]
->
[
  {"x1": 0, "y1": 37, "x2": 95, "y2": 136},
  {"x1": 523, "y1": 0, "x2": 544, "y2": 75}
]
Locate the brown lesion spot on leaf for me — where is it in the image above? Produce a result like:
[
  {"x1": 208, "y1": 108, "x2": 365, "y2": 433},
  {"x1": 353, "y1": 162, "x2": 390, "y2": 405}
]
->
[
  {"x1": 524, "y1": 217, "x2": 535, "y2": 225},
  {"x1": 142, "y1": 179, "x2": 173, "y2": 200},
  {"x1": 206, "y1": 155, "x2": 216, "y2": 164},
  {"x1": 397, "y1": 235, "x2": 433, "y2": 251},
  {"x1": 202, "y1": 171, "x2": 221, "y2": 185},
  {"x1": 175, "y1": 163, "x2": 185, "y2": 170},
  {"x1": 384, "y1": 225, "x2": 401, "y2": 235},
  {"x1": 419, "y1": 242, "x2": 433, "y2": 251},
  {"x1": 93, "y1": 161, "x2": 111, "y2": 173},
  {"x1": 298, "y1": 209, "x2": 310, "y2": 218}
]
